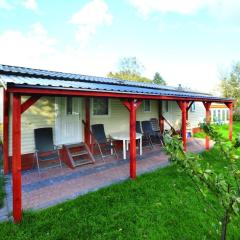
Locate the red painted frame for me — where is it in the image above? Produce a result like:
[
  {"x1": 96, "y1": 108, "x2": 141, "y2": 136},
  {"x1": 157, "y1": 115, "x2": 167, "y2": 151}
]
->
[
  {"x1": 203, "y1": 102, "x2": 212, "y2": 150},
  {"x1": 123, "y1": 99, "x2": 142, "y2": 179},
  {"x1": 177, "y1": 101, "x2": 188, "y2": 151},
  {"x1": 225, "y1": 102, "x2": 233, "y2": 141},
  {"x1": 12, "y1": 93, "x2": 22, "y2": 223},
  {"x1": 7, "y1": 86, "x2": 233, "y2": 103},
  {"x1": 21, "y1": 95, "x2": 41, "y2": 113}
]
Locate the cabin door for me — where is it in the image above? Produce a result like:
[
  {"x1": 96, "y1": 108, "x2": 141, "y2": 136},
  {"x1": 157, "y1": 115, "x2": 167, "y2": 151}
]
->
[{"x1": 55, "y1": 97, "x2": 83, "y2": 145}]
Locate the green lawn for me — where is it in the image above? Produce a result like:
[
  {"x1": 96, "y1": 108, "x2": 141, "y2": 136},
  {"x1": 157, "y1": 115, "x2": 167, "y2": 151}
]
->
[
  {"x1": 194, "y1": 121, "x2": 240, "y2": 140},
  {"x1": 0, "y1": 147, "x2": 239, "y2": 239}
]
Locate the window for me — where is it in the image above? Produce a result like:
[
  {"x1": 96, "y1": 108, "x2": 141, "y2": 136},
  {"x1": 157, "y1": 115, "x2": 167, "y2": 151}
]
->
[
  {"x1": 190, "y1": 102, "x2": 196, "y2": 112},
  {"x1": 227, "y1": 109, "x2": 229, "y2": 120},
  {"x1": 218, "y1": 109, "x2": 221, "y2": 121},
  {"x1": 92, "y1": 98, "x2": 109, "y2": 116},
  {"x1": 222, "y1": 109, "x2": 226, "y2": 121},
  {"x1": 66, "y1": 97, "x2": 73, "y2": 115},
  {"x1": 213, "y1": 110, "x2": 217, "y2": 122},
  {"x1": 143, "y1": 100, "x2": 151, "y2": 112},
  {"x1": 165, "y1": 101, "x2": 169, "y2": 112}
]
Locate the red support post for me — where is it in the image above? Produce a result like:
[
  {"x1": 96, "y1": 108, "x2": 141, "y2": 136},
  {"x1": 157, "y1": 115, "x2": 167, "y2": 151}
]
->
[
  {"x1": 84, "y1": 97, "x2": 91, "y2": 148},
  {"x1": 158, "y1": 101, "x2": 164, "y2": 134},
  {"x1": 225, "y1": 102, "x2": 233, "y2": 141},
  {"x1": 203, "y1": 102, "x2": 211, "y2": 150},
  {"x1": 3, "y1": 90, "x2": 9, "y2": 175},
  {"x1": 123, "y1": 99, "x2": 142, "y2": 179},
  {"x1": 177, "y1": 101, "x2": 188, "y2": 151},
  {"x1": 12, "y1": 93, "x2": 22, "y2": 223}
]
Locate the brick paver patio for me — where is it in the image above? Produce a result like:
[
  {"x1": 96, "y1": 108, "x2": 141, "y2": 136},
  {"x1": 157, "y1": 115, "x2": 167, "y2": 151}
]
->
[{"x1": 4, "y1": 138, "x2": 211, "y2": 212}]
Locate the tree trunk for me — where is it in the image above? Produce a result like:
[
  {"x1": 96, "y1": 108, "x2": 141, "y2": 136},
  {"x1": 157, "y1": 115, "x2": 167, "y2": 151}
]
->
[{"x1": 221, "y1": 210, "x2": 229, "y2": 240}]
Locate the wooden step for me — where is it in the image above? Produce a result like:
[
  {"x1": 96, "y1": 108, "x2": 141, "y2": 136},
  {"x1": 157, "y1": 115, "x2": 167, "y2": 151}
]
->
[
  {"x1": 73, "y1": 158, "x2": 94, "y2": 167},
  {"x1": 71, "y1": 150, "x2": 89, "y2": 157},
  {"x1": 63, "y1": 142, "x2": 95, "y2": 169}
]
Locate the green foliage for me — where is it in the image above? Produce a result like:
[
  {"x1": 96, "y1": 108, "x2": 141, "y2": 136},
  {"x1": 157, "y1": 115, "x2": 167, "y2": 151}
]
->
[
  {"x1": 164, "y1": 124, "x2": 240, "y2": 239},
  {"x1": 0, "y1": 148, "x2": 240, "y2": 239},
  {"x1": 194, "y1": 121, "x2": 240, "y2": 140},
  {"x1": 220, "y1": 62, "x2": 240, "y2": 107},
  {"x1": 153, "y1": 72, "x2": 166, "y2": 85},
  {"x1": 107, "y1": 57, "x2": 152, "y2": 83}
]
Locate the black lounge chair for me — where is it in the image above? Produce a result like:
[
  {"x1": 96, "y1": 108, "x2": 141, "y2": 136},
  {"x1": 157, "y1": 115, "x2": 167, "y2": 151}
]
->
[
  {"x1": 136, "y1": 121, "x2": 142, "y2": 134},
  {"x1": 150, "y1": 118, "x2": 160, "y2": 132},
  {"x1": 91, "y1": 124, "x2": 118, "y2": 161},
  {"x1": 34, "y1": 127, "x2": 62, "y2": 174},
  {"x1": 141, "y1": 120, "x2": 163, "y2": 148}
]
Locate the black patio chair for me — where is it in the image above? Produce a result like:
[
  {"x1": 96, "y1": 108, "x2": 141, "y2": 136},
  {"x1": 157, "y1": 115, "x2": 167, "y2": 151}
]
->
[
  {"x1": 150, "y1": 118, "x2": 160, "y2": 132},
  {"x1": 136, "y1": 121, "x2": 142, "y2": 134},
  {"x1": 34, "y1": 127, "x2": 62, "y2": 174},
  {"x1": 91, "y1": 124, "x2": 118, "y2": 161},
  {"x1": 141, "y1": 120, "x2": 164, "y2": 148}
]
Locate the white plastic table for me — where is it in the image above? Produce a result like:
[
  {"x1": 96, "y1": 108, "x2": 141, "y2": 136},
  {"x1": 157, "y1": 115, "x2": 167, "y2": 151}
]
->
[{"x1": 110, "y1": 132, "x2": 142, "y2": 160}]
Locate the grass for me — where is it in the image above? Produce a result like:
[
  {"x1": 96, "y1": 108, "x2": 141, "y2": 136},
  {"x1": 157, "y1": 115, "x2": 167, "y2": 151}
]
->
[
  {"x1": 0, "y1": 148, "x2": 239, "y2": 239},
  {"x1": 194, "y1": 121, "x2": 240, "y2": 140}
]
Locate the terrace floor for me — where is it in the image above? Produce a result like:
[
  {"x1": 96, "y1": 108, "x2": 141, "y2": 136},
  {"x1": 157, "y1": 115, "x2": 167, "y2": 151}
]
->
[{"x1": 4, "y1": 138, "x2": 210, "y2": 212}]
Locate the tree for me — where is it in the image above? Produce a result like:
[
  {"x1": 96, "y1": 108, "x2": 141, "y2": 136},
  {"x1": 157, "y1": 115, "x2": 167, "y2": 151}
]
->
[
  {"x1": 153, "y1": 72, "x2": 166, "y2": 85},
  {"x1": 107, "y1": 57, "x2": 152, "y2": 83},
  {"x1": 164, "y1": 124, "x2": 240, "y2": 240},
  {"x1": 220, "y1": 62, "x2": 240, "y2": 106}
]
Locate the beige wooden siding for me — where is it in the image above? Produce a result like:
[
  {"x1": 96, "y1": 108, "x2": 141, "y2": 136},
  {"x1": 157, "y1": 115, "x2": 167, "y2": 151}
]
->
[
  {"x1": 90, "y1": 99, "x2": 159, "y2": 136},
  {"x1": 7, "y1": 96, "x2": 206, "y2": 155},
  {"x1": 9, "y1": 96, "x2": 55, "y2": 155},
  {"x1": 162, "y1": 101, "x2": 205, "y2": 130}
]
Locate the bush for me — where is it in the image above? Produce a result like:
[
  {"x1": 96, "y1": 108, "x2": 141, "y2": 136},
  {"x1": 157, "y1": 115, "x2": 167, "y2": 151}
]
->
[{"x1": 233, "y1": 108, "x2": 240, "y2": 121}]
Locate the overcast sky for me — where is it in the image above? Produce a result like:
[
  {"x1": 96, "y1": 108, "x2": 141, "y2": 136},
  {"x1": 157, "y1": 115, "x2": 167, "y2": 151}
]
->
[{"x1": 0, "y1": 0, "x2": 240, "y2": 93}]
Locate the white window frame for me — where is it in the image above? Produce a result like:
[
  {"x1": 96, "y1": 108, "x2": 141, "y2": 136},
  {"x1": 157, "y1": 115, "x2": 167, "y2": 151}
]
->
[
  {"x1": 91, "y1": 98, "x2": 111, "y2": 117},
  {"x1": 143, "y1": 100, "x2": 151, "y2": 113}
]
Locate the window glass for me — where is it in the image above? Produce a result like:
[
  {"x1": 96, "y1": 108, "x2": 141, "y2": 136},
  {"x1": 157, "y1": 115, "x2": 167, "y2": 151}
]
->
[
  {"x1": 93, "y1": 98, "x2": 109, "y2": 116},
  {"x1": 213, "y1": 110, "x2": 217, "y2": 122},
  {"x1": 66, "y1": 97, "x2": 73, "y2": 115},
  {"x1": 222, "y1": 109, "x2": 225, "y2": 121},
  {"x1": 218, "y1": 109, "x2": 221, "y2": 121},
  {"x1": 144, "y1": 100, "x2": 151, "y2": 112}
]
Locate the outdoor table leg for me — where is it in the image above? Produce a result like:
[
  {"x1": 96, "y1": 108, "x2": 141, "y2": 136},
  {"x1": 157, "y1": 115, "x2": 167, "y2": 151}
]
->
[
  {"x1": 123, "y1": 139, "x2": 126, "y2": 160},
  {"x1": 140, "y1": 137, "x2": 142, "y2": 156}
]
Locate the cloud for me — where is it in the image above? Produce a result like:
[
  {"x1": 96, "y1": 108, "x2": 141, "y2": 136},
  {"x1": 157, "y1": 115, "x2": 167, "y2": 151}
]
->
[
  {"x1": 0, "y1": 0, "x2": 12, "y2": 9},
  {"x1": 69, "y1": 0, "x2": 112, "y2": 45},
  {"x1": 129, "y1": 0, "x2": 240, "y2": 19},
  {"x1": 0, "y1": 23, "x2": 117, "y2": 77},
  {"x1": 23, "y1": 0, "x2": 38, "y2": 11},
  {"x1": 0, "y1": 0, "x2": 38, "y2": 11}
]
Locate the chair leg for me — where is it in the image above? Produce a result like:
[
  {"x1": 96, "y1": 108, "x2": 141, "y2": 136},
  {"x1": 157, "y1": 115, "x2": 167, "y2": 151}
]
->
[
  {"x1": 57, "y1": 149, "x2": 63, "y2": 169},
  {"x1": 97, "y1": 143, "x2": 105, "y2": 162},
  {"x1": 35, "y1": 152, "x2": 41, "y2": 176},
  {"x1": 148, "y1": 136, "x2": 154, "y2": 149}
]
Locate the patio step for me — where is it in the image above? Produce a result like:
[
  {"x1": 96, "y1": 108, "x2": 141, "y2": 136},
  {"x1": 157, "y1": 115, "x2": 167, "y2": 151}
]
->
[{"x1": 63, "y1": 142, "x2": 95, "y2": 169}]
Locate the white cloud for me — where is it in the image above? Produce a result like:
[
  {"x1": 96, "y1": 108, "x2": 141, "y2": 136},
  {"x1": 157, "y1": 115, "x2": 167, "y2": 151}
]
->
[
  {"x1": 0, "y1": 0, "x2": 12, "y2": 9},
  {"x1": 0, "y1": 23, "x2": 117, "y2": 77},
  {"x1": 23, "y1": 0, "x2": 38, "y2": 11},
  {"x1": 129, "y1": 0, "x2": 240, "y2": 18},
  {"x1": 0, "y1": 0, "x2": 38, "y2": 11},
  {"x1": 70, "y1": 0, "x2": 112, "y2": 45}
]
